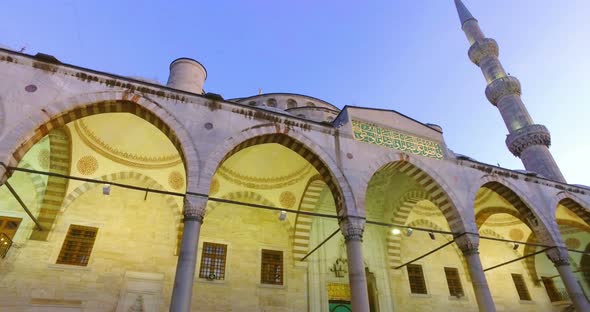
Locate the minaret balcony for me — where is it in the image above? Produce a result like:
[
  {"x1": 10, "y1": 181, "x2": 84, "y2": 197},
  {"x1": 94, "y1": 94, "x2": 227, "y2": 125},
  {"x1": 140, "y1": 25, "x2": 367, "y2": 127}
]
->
[
  {"x1": 485, "y1": 76, "x2": 522, "y2": 105},
  {"x1": 468, "y1": 38, "x2": 499, "y2": 66}
]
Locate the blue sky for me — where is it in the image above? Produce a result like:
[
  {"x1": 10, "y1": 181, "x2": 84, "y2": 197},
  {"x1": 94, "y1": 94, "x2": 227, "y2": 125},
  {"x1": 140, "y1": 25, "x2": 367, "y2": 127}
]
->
[{"x1": 1, "y1": 1, "x2": 589, "y2": 184}]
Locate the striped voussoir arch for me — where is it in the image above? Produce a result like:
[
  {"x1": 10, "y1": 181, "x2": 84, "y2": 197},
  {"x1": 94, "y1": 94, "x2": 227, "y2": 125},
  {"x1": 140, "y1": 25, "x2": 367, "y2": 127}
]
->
[
  {"x1": 206, "y1": 190, "x2": 276, "y2": 212},
  {"x1": 475, "y1": 206, "x2": 524, "y2": 228},
  {"x1": 293, "y1": 175, "x2": 326, "y2": 264},
  {"x1": 522, "y1": 232, "x2": 542, "y2": 286},
  {"x1": 557, "y1": 196, "x2": 590, "y2": 226},
  {"x1": 220, "y1": 133, "x2": 344, "y2": 215},
  {"x1": 17, "y1": 161, "x2": 47, "y2": 209},
  {"x1": 480, "y1": 182, "x2": 543, "y2": 230},
  {"x1": 377, "y1": 161, "x2": 463, "y2": 231},
  {"x1": 387, "y1": 189, "x2": 435, "y2": 270},
  {"x1": 30, "y1": 129, "x2": 71, "y2": 241},
  {"x1": 12, "y1": 100, "x2": 185, "y2": 167},
  {"x1": 61, "y1": 171, "x2": 183, "y2": 253}
]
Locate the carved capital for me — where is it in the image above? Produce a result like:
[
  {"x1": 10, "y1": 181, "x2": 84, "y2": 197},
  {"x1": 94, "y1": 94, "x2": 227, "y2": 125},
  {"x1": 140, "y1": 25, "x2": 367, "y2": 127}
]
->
[
  {"x1": 468, "y1": 38, "x2": 499, "y2": 66},
  {"x1": 339, "y1": 217, "x2": 365, "y2": 242},
  {"x1": 455, "y1": 234, "x2": 480, "y2": 256},
  {"x1": 506, "y1": 124, "x2": 551, "y2": 157},
  {"x1": 183, "y1": 195, "x2": 206, "y2": 223},
  {"x1": 485, "y1": 76, "x2": 521, "y2": 105},
  {"x1": 546, "y1": 247, "x2": 570, "y2": 267}
]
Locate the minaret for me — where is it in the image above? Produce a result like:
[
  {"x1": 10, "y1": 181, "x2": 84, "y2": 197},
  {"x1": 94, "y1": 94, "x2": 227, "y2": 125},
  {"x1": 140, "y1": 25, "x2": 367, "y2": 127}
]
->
[{"x1": 454, "y1": 0, "x2": 566, "y2": 183}]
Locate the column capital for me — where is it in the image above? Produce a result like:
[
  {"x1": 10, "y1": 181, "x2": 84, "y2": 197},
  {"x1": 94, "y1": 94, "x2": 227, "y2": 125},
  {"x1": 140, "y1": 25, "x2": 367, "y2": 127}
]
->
[
  {"x1": 546, "y1": 247, "x2": 570, "y2": 266},
  {"x1": 339, "y1": 216, "x2": 365, "y2": 242},
  {"x1": 183, "y1": 195, "x2": 207, "y2": 223},
  {"x1": 455, "y1": 233, "x2": 480, "y2": 256}
]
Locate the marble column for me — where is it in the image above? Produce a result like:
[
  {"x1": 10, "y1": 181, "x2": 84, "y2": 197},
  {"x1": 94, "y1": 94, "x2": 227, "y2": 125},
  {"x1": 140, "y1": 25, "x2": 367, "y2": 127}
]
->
[
  {"x1": 340, "y1": 216, "x2": 370, "y2": 312},
  {"x1": 547, "y1": 247, "x2": 590, "y2": 311},
  {"x1": 170, "y1": 196, "x2": 207, "y2": 312},
  {"x1": 455, "y1": 234, "x2": 496, "y2": 312}
]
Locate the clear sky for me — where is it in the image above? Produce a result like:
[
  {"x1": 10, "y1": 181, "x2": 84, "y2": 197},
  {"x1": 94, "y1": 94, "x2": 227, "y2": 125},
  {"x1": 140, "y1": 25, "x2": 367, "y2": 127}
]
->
[{"x1": 1, "y1": 1, "x2": 589, "y2": 184}]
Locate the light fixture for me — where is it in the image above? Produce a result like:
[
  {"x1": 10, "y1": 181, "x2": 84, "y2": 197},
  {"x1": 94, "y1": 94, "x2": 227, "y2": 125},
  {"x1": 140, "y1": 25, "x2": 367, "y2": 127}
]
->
[
  {"x1": 405, "y1": 228, "x2": 413, "y2": 237},
  {"x1": 513, "y1": 243, "x2": 519, "y2": 250},
  {"x1": 103, "y1": 184, "x2": 111, "y2": 196},
  {"x1": 428, "y1": 232, "x2": 435, "y2": 240},
  {"x1": 392, "y1": 228, "x2": 401, "y2": 235},
  {"x1": 279, "y1": 210, "x2": 287, "y2": 221}
]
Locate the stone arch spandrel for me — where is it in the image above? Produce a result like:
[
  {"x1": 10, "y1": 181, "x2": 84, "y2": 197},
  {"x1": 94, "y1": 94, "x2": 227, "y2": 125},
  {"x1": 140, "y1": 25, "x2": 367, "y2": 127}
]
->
[
  {"x1": 358, "y1": 152, "x2": 471, "y2": 234},
  {"x1": 0, "y1": 91, "x2": 200, "y2": 193},
  {"x1": 199, "y1": 124, "x2": 356, "y2": 217}
]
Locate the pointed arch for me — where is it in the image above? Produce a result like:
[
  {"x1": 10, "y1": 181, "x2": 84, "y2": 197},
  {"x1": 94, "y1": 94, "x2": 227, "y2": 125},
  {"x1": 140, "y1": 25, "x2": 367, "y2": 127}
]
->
[
  {"x1": 0, "y1": 91, "x2": 199, "y2": 192},
  {"x1": 386, "y1": 189, "x2": 435, "y2": 270},
  {"x1": 292, "y1": 175, "x2": 326, "y2": 264},
  {"x1": 475, "y1": 206, "x2": 524, "y2": 228},
  {"x1": 359, "y1": 152, "x2": 468, "y2": 233},
  {"x1": 199, "y1": 124, "x2": 354, "y2": 216},
  {"x1": 554, "y1": 192, "x2": 590, "y2": 226}
]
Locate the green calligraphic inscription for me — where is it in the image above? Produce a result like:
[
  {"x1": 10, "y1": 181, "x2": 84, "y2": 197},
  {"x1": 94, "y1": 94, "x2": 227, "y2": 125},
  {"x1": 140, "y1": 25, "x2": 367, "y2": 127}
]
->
[{"x1": 352, "y1": 120, "x2": 443, "y2": 159}]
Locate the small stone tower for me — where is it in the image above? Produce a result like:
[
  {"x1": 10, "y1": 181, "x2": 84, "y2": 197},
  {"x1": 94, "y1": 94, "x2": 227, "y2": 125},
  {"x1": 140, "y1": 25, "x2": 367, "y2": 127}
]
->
[{"x1": 454, "y1": 0, "x2": 566, "y2": 183}]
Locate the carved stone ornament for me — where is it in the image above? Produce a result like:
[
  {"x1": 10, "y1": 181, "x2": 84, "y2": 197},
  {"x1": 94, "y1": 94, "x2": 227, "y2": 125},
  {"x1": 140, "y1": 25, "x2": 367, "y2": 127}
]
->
[
  {"x1": 183, "y1": 196, "x2": 206, "y2": 222},
  {"x1": 506, "y1": 124, "x2": 551, "y2": 157},
  {"x1": 455, "y1": 234, "x2": 480, "y2": 255},
  {"x1": 339, "y1": 217, "x2": 365, "y2": 242},
  {"x1": 485, "y1": 76, "x2": 521, "y2": 105},
  {"x1": 468, "y1": 38, "x2": 499, "y2": 66},
  {"x1": 546, "y1": 247, "x2": 570, "y2": 267}
]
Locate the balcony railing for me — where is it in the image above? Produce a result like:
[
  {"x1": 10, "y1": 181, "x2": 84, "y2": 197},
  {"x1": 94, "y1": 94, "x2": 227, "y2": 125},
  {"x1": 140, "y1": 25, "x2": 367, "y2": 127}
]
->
[{"x1": 0, "y1": 232, "x2": 12, "y2": 258}]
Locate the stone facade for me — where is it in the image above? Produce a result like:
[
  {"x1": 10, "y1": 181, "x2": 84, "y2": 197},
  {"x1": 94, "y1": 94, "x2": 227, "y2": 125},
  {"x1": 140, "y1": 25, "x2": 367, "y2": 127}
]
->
[{"x1": 0, "y1": 2, "x2": 589, "y2": 311}]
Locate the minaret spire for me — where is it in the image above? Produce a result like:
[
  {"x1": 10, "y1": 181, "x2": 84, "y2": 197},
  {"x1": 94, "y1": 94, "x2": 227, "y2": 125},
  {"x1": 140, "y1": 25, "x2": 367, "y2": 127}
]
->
[
  {"x1": 454, "y1": 0, "x2": 475, "y2": 26},
  {"x1": 455, "y1": 1, "x2": 567, "y2": 183}
]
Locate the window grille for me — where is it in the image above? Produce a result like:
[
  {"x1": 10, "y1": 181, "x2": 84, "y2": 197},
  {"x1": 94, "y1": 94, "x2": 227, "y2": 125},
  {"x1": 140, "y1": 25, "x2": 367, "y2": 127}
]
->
[
  {"x1": 56, "y1": 224, "x2": 98, "y2": 266},
  {"x1": 199, "y1": 242, "x2": 227, "y2": 280},
  {"x1": 261, "y1": 249, "x2": 283, "y2": 285},
  {"x1": 542, "y1": 277, "x2": 561, "y2": 302},
  {"x1": 444, "y1": 267, "x2": 464, "y2": 297},
  {"x1": 511, "y1": 273, "x2": 532, "y2": 300},
  {"x1": 407, "y1": 264, "x2": 427, "y2": 294}
]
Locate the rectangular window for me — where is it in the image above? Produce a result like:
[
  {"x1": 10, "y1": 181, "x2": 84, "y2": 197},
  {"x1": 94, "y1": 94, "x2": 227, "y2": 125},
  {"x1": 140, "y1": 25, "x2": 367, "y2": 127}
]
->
[
  {"x1": 261, "y1": 249, "x2": 283, "y2": 285},
  {"x1": 56, "y1": 224, "x2": 98, "y2": 266},
  {"x1": 542, "y1": 276, "x2": 561, "y2": 302},
  {"x1": 0, "y1": 216, "x2": 22, "y2": 240},
  {"x1": 444, "y1": 267, "x2": 464, "y2": 297},
  {"x1": 511, "y1": 273, "x2": 532, "y2": 301},
  {"x1": 199, "y1": 242, "x2": 227, "y2": 280},
  {"x1": 407, "y1": 264, "x2": 427, "y2": 294}
]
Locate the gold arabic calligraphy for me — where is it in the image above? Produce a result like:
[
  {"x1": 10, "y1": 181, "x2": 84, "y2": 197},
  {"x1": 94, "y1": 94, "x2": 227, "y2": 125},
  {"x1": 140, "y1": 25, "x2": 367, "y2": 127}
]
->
[{"x1": 352, "y1": 120, "x2": 443, "y2": 159}]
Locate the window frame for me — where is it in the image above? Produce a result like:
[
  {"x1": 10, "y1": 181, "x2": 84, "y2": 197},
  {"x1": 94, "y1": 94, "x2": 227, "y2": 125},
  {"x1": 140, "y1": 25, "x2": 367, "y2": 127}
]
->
[
  {"x1": 511, "y1": 273, "x2": 532, "y2": 301},
  {"x1": 444, "y1": 267, "x2": 465, "y2": 298},
  {"x1": 260, "y1": 249, "x2": 284, "y2": 286},
  {"x1": 198, "y1": 242, "x2": 228, "y2": 281},
  {"x1": 541, "y1": 276, "x2": 562, "y2": 302},
  {"x1": 407, "y1": 264, "x2": 428, "y2": 295},
  {"x1": 56, "y1": 224, "x2": 99, "y2": 267}
]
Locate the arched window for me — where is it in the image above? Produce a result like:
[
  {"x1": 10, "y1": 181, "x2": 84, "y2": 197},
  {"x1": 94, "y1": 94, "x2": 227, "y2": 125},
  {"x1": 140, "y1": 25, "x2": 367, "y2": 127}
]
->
[
  {"x1": 267, "y1": 99, "x2": 277, "y2": 107},
  {"x1": 287, "y1": 99, "x2": 297, "y2": 109},
  {"x1": 248, "y1": 101, "x2": 257, "y2": 106},
  {"x1": 297, "y1": 114, "x2": 306, "y2": 118},
  {"x1": 306, "y1": 101, "x2": 316, "y2": 107}
]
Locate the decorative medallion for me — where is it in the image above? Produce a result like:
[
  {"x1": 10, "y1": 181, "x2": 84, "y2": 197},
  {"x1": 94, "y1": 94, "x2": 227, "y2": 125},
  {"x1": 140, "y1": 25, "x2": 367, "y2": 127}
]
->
[
  {"x1": 168, "y1": 171, "x2": 185, "y2": 190},
  {"x1": 209, "y1": 178, "x2": 220, "y2": 195},
  {"x1": 279, "y1": 191, "x2": 296, "y2": 208},
  {"x1": 204, "y1": 122, "x2": 213, "y2": 130},
  {"x1": 77, "y1": 155, "x2": 98, "y2": 176},
  {"x1": 565, "y1": 237, "x2": 581, "y2": 249},
  {"x1": 509, "y1": 228, "x2": 524, "y2": 241},
  {"x1": 346, "y1": 153, "x2": 353, "y2": 159},
  {"x1": 25, "y1": 84, "x2": 38, "y2": 92},
  {"x1": 37, "y1": 149, "x2": 50, "y2": 169}
]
